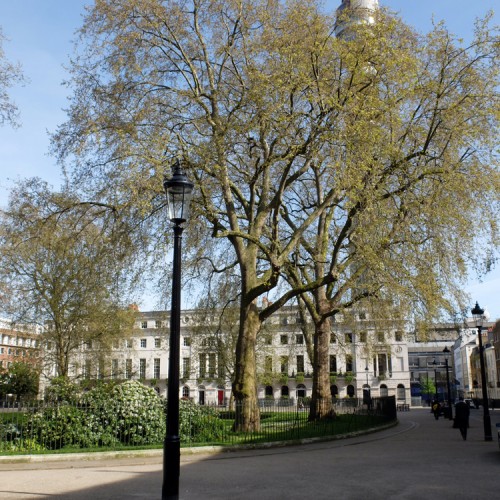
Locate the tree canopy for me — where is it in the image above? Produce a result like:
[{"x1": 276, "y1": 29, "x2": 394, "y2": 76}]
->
[{"x1": 0, "y1": 179, "x2": 137, "y2": 378}]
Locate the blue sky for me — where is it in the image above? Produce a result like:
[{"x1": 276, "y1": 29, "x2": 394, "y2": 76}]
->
[{"x1": 0, "y1": 0, "x2": 498, "y2": 319}]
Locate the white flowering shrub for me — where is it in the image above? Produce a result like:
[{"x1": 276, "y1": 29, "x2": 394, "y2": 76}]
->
[
  {"x1": 28, "y1": 404, "x2": 94, "y2": 449},
  {"x1": 106, "y1": 380, "x2": 165, "y2": 445},
  {"x1": 26, "y1": 381, "x2": 226, "y2": 449}
]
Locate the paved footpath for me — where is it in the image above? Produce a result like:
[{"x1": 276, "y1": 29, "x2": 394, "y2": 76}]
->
[{"x1": 1, "y1": 408, "x2": 500, "y2": 499}]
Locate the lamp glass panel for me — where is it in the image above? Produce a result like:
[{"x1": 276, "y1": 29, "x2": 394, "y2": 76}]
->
[{"x1": 167, "y1": 185, "x2": 192, "y2": 222}]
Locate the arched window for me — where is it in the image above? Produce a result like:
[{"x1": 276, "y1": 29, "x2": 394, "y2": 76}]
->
[
  {"x1": 347, "y1": 384, "x2": 355, "y2": 397},
  {"x1": 296, "y1": 384, "x2": 306, "y2": 399},
  {"x1": 380, "y1": 384, "x2": 388, "y2": 397},
  {"x1": 182, "y1": 386, "x2": 190, "y2": 398},
  {"x1": 397, "y1": 384, "x2": 406, "y2": 400},
  {"x1": 281, "y1": 385, "x2": 289, "y2": 397},
  {"x1": 330, "y1": 384, "x2": 339, "y2": 398},
  {"x1": 265, "y1": 385, "x2": 274, "y2": 397}
]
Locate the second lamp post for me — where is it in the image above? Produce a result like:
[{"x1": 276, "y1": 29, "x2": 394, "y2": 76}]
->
[
  {"x1": 471, "y1": 302, "x2": 492, "y2": 442},
  {"x1": 162, "y1": 160, "x2": 194, "y2": 500}
]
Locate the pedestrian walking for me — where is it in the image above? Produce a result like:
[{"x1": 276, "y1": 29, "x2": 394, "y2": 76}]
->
[
  {"x1": 432, "y1": 400, "x2": 441, "y2": 420},
  {"x1": 455, "y1": 397, "x2": 470, "y2": 440}
]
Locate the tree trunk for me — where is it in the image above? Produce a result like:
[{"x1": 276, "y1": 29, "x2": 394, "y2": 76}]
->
[
  {"x1": 309, "y1": 312, "x2": 334, "y2": 421},
  {"x1": 232, "y1": 299, "x2": 261, "y2": 432}
]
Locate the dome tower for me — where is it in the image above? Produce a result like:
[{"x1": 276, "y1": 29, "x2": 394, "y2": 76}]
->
[{"x1": 334, "y1": 0, "x2": 380, "y2": 40}]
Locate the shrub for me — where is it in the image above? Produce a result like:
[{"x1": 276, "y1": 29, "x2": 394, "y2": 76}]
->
[
  {"x1": 44, "y1": 377, "x2": 80, "y2": 404},
  {"x1": 28, "y1": 380, "x2": 166, "y2": 449},
  {"x1": 28, "y1": 404, "x2": 92, "y2": 449},
  {"x1": 178, "y1": 399, "x2": 224, "y2": 443},
  {"x1": 107, "y1": 380, "x2": 165, "y2": 445}
]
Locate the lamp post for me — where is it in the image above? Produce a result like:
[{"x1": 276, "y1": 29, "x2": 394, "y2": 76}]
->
[
  {"x1": 442, "y1": 347, "x2": 453, "y2": 420},
  {"x1": 471, "y1": 302, "x2": 492, "y2": 441},
  {"x1": 363, "y1": 364, "x2": 371, "y2": 408},
  {"x1": 162, "y1": 160, "x2": 194, "y2": 499}
]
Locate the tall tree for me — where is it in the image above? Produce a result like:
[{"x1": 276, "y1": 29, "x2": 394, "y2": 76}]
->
[
  {"x1": 0, "y1": 179, "x2": 137, "y2": 379},
  {"x1": 280, "y1": 8, "x2": 500, "y2": 419},
  {"x1": 51, "y1": 1, "x2": 499, "y2": 429}
]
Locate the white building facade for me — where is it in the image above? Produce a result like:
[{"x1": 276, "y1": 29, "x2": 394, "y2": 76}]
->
[{"x1": 55, "y1": 307, "x2": 411, "y2": 406}]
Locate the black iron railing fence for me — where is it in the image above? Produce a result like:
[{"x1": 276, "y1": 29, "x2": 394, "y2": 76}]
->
[{"x1": 0, "y1": 396, "x2": 396, "y2": 454}]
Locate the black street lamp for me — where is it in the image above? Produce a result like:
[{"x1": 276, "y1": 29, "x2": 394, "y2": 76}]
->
[
  {"x1": 471, "y1": 302, "x2": 492, "y2": 441},
  {"x1": 442, "y1": 346, "x2": 453, "y2": 421},
  {"x1": 162, "y1": 159, "x2": 194, "y2": 500},
  {"x1": 363, "y1": 364, "x2": 371, "y2": 408}
]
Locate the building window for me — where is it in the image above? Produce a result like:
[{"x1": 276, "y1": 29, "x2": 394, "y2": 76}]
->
[
  {"x1": 345, "y1": 333, "x2": 353, "y2": 344},
  {"x1": 199, "y1": 353, "x2": 206, "y2": 378},
  {"x1": 218, "y1": 354, "x2": 224, "y2": 378},
  {"x1": 155, "y1": 338, "x2": 161, "y2": 348},
  {"x1": 377, "y1": 332, "x2": 384, "y2": 343},
  {"x1": 330, "y1": 334, "x2": 336, "y2": 344},
  {"x1": 183, "y1": 337, "x2": 191, "y2": 347},
  {"x1": 140, "y1": 338, "x2": 147, "y2": 348},
  {"x1": 359, "y1": 312, "x2": 366, "y2": 320},
  {"x1": 112, "y1": 359, "x2": 119, "y2": 379},
  {"x1": 378, "y1": 353, "x2": 388, "y2": 377},
  {"x1": 280, "y1": 335, "x2": 288, "y2": 345},
  {"x1": 155, "y1": 320, "x2": 162, "y2": 329},
  {"x1": 182, "y1": 386, "x2": 190, "y2": 398},
  {"x1": 154, "y1": 358, "x2": 160, "y2": 379},
  {"x1": 208, "y1": 353, "x2": 216, "y2": 377},
  {"x1": 83, "y1": 360, "x2": 91, "y2": 379},
  {"x1": 125, "y1": 359, "x2": 132, "y2": 379},
  {"x1": 397, "y1": 384, "x2": 405, "y2": 400},
  {"x1": 265, "y1": 356, "x2": 273, "y2": 372},
  {"x1": 182, "y1": 357, "x2": 191, "y2": 378},
  {"x1": 345, "y1": 354, "x2": 353, "y2": 372},
  {"x1": 359, "y1": 331, "x2": 367, "y2": 343},
  {"x1": 125, "y1": 339, "x2": 133, "y2": 348},
  {"x1": 296, "y1": 334, "x2": 304, "y2": 345},
  {"x1": 296, "y1": 355, "x2": 304, "y2": 373},
  {"x1": 330, "y1": 355, "x2": 337, "y2": 373},
  {"x1": 280, "y1": 356, "x2": 289, "y2": 374},
  {"x1": 395, "y1": 331, "x2": 403, "y2": 342},
  {"x1": 139, "y1": 358, "x2": 146, "y2": 379},
  {"x1": 331, "y1": 384, "x2": 338, "y2": 398},
  {"x1": 141, "y1": 321, "x2": 148, "y2": 329}
]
